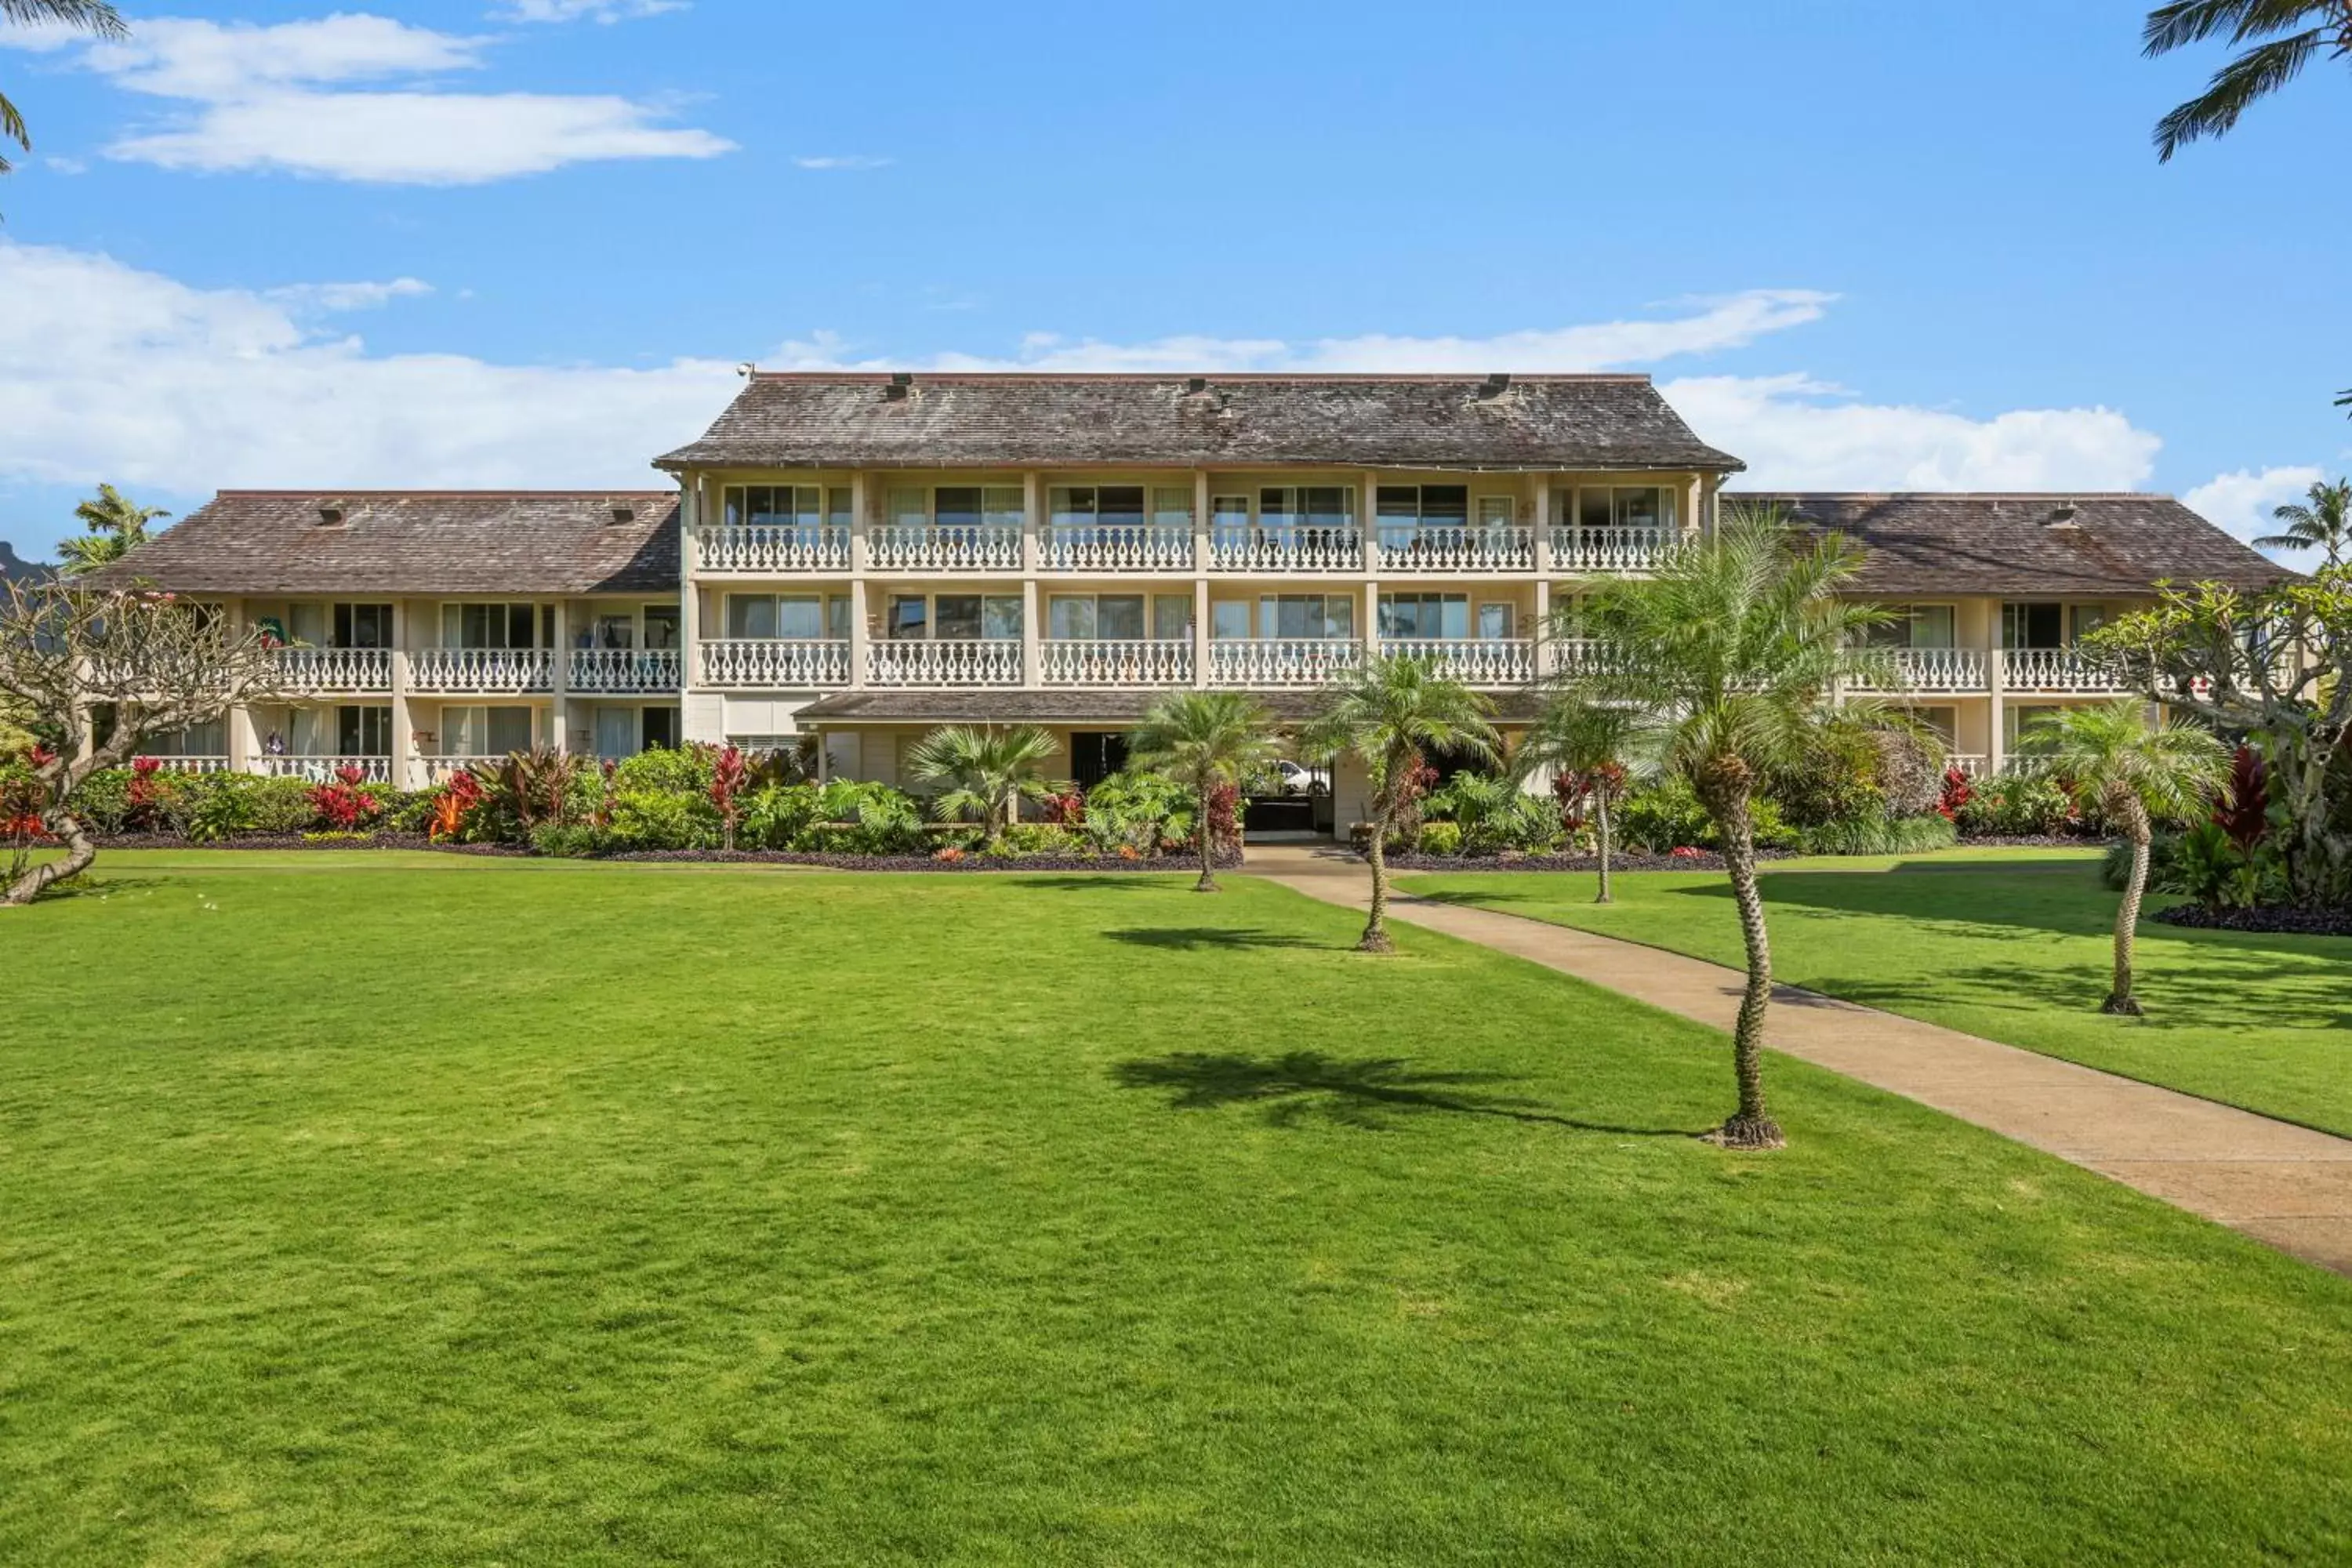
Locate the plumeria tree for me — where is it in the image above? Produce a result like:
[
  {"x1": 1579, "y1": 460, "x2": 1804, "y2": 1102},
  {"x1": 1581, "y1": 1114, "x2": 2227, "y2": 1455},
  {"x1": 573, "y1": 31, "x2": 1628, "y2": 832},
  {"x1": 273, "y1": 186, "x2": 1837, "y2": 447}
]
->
[
  {"x1": 0, "y1": 579, "x2": 289, "y2": 904},
  {"x1": 1546, "y1": 506, "x2": 1894, "y2": 1149},
  {"x1": 2015, "y1": 701, "x2": 2228, "y2": 1014},
  {"x1": 1127, "y1": 690, "x2": 1281, "y2": 892},
  {"x1": 905, "y1": 724, "x2": 1060, "y2": 845},
  {"x1": 1303, "y1": 655, "x2": 1497, "y2": 953}
]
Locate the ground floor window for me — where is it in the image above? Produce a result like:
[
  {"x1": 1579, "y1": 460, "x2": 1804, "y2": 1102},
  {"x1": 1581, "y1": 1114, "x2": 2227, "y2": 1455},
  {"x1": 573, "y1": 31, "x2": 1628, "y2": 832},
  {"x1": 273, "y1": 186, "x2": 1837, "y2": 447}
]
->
[
  {"x1": 642, "y1": 706, "x2": 679, "y2": 751},
  {"x1": 143, "y1": 717, "x2": 225, "y2": 757},
  {"x1": 337, "y1": 705, "x2": 392, "y2": 757},
  {"x1": 445, "y1": 705, "x2": 534, "y2": 756},
  {"x1": 2003, "y1": 703, "x2": 2064, "y2": 750}
]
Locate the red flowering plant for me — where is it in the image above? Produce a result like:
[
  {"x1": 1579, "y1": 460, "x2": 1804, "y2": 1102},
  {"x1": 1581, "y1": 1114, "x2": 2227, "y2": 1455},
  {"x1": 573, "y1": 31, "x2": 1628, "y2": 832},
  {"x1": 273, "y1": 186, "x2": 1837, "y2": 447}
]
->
[
  {"x1": 3, "y1": 747, "x2": 52, "y2": 884},
  {"x1": 1041, "y1": 789, "x2": 1086, "y2": 826},
  {"x1": 429, "y1": 770, "x2": 485, "y2": 843},
  {"x1": 1203, "y1": 781, "x2": 1242, "y2": 860},
  {"x1": 1669, "y1": 844, "x2": 1705, "y2": 860},
  {"x1": 710, "y1": 744, "x2": 750, "y2": 851},
  {"x1": 2212, "y1": 744, "x2": 2268, "y2": 856},
  {"x1": 125, "y1": 755, "x2": 165, "y2": 830},
  {"x1": 307, "y1": 764, "x2": 380, "y2": 833},
  {"x1": 1936, "y1": 765, "x2": 1973, "y2": 822}
]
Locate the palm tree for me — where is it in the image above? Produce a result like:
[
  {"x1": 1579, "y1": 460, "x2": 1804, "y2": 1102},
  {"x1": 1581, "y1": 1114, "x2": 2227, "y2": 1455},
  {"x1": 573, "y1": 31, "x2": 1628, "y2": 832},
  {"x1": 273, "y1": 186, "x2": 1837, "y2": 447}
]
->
[
  {"x1": 1550, "y1": 506, "x2": 1895, "y2": 1149},
  {"x1": 2143, "y1": 2, "x2": 2352, "y2": 161},
  {"x1": 1302, "y1": 655, "x2": 1497, "y2": 953},
  {"x1": 1513, "y1": 697, "x2": 1642, "y2": 904},
  {"x1": 56, "y1": 484, "x2": 169, "y2": 577},
  {"x1": 904, "y1": 724, "x2": 1059, "y2": 845},
  {"x1": 2014, "y1": 700, "x2": 2228, "y2": 1016},
  {"x1": 2252, "y1": 477, "x2": 2352, "y2": 564},
  {"x1": 3, "y1": 1, "x2": 125, "y2": 175},
  {"x1": 1127, "y1": 689, "x2": 1281, "y2": 892}
]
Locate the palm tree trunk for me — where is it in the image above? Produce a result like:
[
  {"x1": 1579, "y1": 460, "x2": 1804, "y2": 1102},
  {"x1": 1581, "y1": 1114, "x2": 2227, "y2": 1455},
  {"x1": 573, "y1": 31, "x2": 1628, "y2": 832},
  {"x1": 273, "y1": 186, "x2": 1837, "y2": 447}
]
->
[
  {"x1": 2105, "y1": 800, "x2": 2150, "y2": 1016},
  {"x1": 1360, "y1": 799, "x2": 1395, "y2": 954},
  {"x1": 1711, "y1": 789, "x2": 1784, "y2": 1149},
  {"x1": 1194, "y1": 778, "x2": 1218, "y2": 893},
  {"x1": 2, "y1": 808, "x2": 96, "y2": 907},
  {"x1": 1594, "y1": 789, "x2": 1613, "y2": 905}
]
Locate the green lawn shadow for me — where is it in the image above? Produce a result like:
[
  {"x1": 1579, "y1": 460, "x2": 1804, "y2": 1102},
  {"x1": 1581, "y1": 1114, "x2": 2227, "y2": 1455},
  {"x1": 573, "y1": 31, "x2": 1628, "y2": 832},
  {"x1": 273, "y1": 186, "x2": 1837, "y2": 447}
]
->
[{"x1": 1112, "y1": 1050, "x2": 1702, "y2": 1136}]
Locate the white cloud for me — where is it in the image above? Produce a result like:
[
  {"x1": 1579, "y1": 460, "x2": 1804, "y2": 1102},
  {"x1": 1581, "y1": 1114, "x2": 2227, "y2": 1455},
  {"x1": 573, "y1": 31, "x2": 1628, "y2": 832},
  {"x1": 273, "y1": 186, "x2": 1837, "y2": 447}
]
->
[
  {"x1": 792, "y1": 154, "x2": 893, "y2": 171},
  {"x1": 17, "y1": 11, "x2": 732, "y2": 183},
  {"x1": 499, "y1": 0, "x2": 686, "y2": 20},
  {"x1": 0, "y1": 241, "x2": 2192, "y2": 507},
  {"x1": 2183, "y1": 465, "x2": 2327, "y2": 558},
  {"x1": 1662, "y1": 372, "x2": 2165, "y2": 492}
]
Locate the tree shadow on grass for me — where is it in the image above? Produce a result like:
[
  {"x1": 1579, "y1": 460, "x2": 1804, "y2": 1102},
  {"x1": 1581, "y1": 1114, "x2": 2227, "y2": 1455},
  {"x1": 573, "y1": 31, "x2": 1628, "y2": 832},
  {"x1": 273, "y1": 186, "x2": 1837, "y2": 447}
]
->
[
  {"x1": 1820, "y1": 951, "x2": 2352, "y2": 1035},
  {"x1": 1005, "y1": 875, "x2": 1192, "y2": 894},
  {"x1": 1112, "y1": 1050, "x2": 1700, "y2": 1135},
  {"x1": 1105, "y1": 927, "x2": 1323, "y2": 953}
]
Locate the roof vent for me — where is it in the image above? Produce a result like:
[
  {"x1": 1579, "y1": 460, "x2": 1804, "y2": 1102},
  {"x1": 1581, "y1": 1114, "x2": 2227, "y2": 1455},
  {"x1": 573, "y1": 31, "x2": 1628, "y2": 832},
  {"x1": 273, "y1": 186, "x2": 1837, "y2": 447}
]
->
[
  {"x1": 1184, "y1": 376, "x2": 1209, "y2": 394},
  {"x1": 882, "y1": 372, "x2": 913, "y2": 401},
  {"x1": 315, "y1": 501, "x2": 346, "y2": 528},
  {"x1": 609, "y1": 500, "x2": 637, "y2": 525},
  {"x1": 2047, "y1": 499, "x2": 2081, "y2": 527},
  {"x1": 1479, "y1": 372, "x2": 1512, "y2": 398}
]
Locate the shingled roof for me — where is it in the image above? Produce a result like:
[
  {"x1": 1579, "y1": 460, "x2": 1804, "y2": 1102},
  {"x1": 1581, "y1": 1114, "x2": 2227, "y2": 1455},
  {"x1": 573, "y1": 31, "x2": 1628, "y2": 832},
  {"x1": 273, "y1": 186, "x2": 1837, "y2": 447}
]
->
[
  {"x1": 95, "y1": 492, "x2": 680, "y2": 596},
  {"x1": 658, "y1": 372, "x2": 1744, "y2": 474},
  {"x1": 1732, "y1": 492, "x2": 2291, "y2": 597}
]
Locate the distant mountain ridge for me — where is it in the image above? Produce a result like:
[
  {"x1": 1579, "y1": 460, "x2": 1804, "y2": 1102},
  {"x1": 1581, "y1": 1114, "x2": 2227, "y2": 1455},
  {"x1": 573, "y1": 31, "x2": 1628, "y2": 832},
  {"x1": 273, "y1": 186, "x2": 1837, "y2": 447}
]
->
[{"x1": 0, "y1": 542, "x2": 51, "y2": 583}]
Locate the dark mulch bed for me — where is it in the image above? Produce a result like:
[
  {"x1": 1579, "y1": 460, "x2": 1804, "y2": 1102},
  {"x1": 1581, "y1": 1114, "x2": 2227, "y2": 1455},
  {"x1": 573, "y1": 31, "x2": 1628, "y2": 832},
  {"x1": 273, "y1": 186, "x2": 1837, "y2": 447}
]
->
[
  {"x1": 92, "y1": 833, "x2": 528, "y2": 855},
  {"x1": 1379, "y1": 850, "x2": 1759, "y2": 873},
  {"x1": 2154, "y1": 903, "x2": 2352, "y2": 937},
  {"x1": 1955, "y1": 833, "x2": 2108, "y2": 848},
  {"x1": 83, "y1": 834, "x2": 1226, "y2": 872}
]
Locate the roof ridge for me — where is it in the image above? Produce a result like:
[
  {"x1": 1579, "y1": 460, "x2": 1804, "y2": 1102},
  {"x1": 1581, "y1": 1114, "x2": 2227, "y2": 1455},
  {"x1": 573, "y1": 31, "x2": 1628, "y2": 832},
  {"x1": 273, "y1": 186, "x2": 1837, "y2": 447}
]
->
[
  {"x1": 745, "y1": 371, "x2": 1657, "y2": 384},
  {"x1": 210, "y1": 488, "x2": 679, "y2": 499},
  {"x1": 1730, "y1": 491, "x2": 2180, "y2": 503}
]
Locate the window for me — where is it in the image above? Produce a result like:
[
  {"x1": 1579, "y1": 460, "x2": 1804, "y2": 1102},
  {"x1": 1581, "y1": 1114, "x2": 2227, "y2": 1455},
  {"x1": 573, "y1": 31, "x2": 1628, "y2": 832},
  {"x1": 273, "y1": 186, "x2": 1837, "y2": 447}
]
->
[
  {"x1": 1374, "y1": 485, "x2": 1470, "y2": 535},
  {"x1": 1211, "y1": 495, "x2": 1252, "y2": 534},
  {"x1": 903, "y1": 486, "x2": 1025, "y2": 532},
  {"x1": 1869, "y1": 604, "x2": 1957, "y2": 649},
  {"x1": 1915, "y1": 706, "x2": 1958, "y2": 746},
  {"x1": 643, "y1": 604, "x2": 681, "y2": 651},
  {"x1": 1477, "y1": 601, "x2": 1515, "y2": 640},
  {"x1": 1475, "y1": 496, "x2": 1517, "y2": 533},
  {"x1": 1564, "y1": 486, "x2": 1676, "y2": 533},
  {"x1": 1153, "y1": 487, "x2": 1194, "y2": 532},
  {"x1": 1210, "y1": 600, "x2": 1254, "y2": 641},
  {"x1": 1049, "y1": 485, "x2": 1147, "y2": 535},
  {"x1": 2005, "y1": 703, "x2": 2064, "y2": 750},
  {"x1": 1258, "y1": 593, "x2": 1356, "y2": 640},
  {"x1": 332, "y1": 603, "x2": 394, "y2": 649},
  {"x1": 1259, "y1": 486, "x2": 1356, "y2": 532},
  {"x1": 595, "y1": 707, "x2": 636, "y2": 760},
  {"x1": 642, "y1": 707, "x2": 680, "y2": 751},
  {"x1": 442, "y1": 603, "x2": 541, "y2": 650},
  {"x1": 444, "y1": 706, "x2": 534, "y2": 755},
  {"x1": 1378, "y1": 592, "x2": 1470, "y2": 640},
  {"x1": 336, "y1": 705, "x2": 393, "y2": 756},
  {"x1": 2069, "y1": 604, "x2": 2109, "y2": 642},
  {"x1": 2002, "y1": 602, "x2": 2066, "y2": 650},
  {"x1": 927, "y1": 595, "x2": 1023, "y2": 640},
  {"x1": 728, "y1": 594, "x2": 840, "y2": 640},
  {"x1": 727, "y1": 595, "x2": 777, "y2": 640},
  {"x1": 888, "y1": 595, "x2": 927, "y2": 641},
  {"x1": 143, "y1": 718, "x2": 224, "y2": 757},
  {"x1": 724, "y1": 485, "x2": 851, "y2": 533},
  {"x1": 593, "y1": 614, "x2": 635, "y2": 651},
  {"x1": 1047, "y1": 594, "x2": 1145, "y2": 640},
  {"x1": 1153, "y1": 594, "x2": 1194, "y2": 641}
]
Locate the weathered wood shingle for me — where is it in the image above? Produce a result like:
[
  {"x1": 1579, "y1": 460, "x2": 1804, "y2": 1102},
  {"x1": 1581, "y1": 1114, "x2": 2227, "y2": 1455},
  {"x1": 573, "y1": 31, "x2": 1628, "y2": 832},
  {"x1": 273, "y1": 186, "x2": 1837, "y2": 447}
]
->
[
  {"x1": 659, "y1": 373, "x2": 1744, "y2": 472},
  {"x1": 1733, "y1": 492, "x2": 2290, "y2": 596},
  {"x1": 95, "y1": 492, "x2": 680, "y2": 596}
]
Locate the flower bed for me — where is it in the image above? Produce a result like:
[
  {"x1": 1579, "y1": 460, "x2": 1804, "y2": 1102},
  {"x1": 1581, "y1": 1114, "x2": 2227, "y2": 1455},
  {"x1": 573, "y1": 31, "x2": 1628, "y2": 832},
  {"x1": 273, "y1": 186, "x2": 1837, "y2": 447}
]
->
[
  {"x1": 1380, "y1": 848, "x2": 1791, "y2": 873},
  {"x1": 2153, "y1": 903, "x2": 2352, "y2": 937}
]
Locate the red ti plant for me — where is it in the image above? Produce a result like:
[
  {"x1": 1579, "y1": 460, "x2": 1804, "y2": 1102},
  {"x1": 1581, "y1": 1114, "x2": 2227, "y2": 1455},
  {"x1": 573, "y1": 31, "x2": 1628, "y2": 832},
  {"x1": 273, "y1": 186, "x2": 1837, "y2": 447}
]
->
[
  {"x1": 307, "y1": 764, "x2": 378, "y2": 833},
  {"x1": 710, "y1": 744, "x2": 750, "y2": 851},
  {"x1": 1203, "y1": 781, "x2": 1241, "y2": 860},
  {"x1": 1936, "y1": 765, "x2": 1973, "y2": 822},
  {"x1": 3, "y1": 749, "x2": 51, "y2": 885},
  {"x1": 430, "y1": 770, "x2": 485, "y2": 843},
  {"x1": 1041, "y1": 789, "x2": 1085, "y2": 826},
  {"x1": 2212, "y1": 744, "x2": 2268, "y2": 856},
  {"x1": 127, "y1": 755, "x2": 164, "y2": 829}
]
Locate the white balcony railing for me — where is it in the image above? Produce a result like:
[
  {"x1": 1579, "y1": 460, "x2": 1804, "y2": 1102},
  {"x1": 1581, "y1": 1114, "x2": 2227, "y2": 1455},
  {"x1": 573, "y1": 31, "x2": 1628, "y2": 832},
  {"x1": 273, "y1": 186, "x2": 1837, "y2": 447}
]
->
[
  {"x1": 1373, "y1": 528, "x2": 1534, "y2": 573},
  {"x1": 409, "y1": 648, "x2": 554, "y2": 693},
  {"x1": 1040, "y1": 639, "x2": 1193, "y2": 686},
  {"x1": 256, "y1": 755, "x2": 394, "y2": 783},
  {"x1": 1209, "y1": 526, "x2": 1363, "y2": 573},
  {"x1": 866, "y1": 640, "x2": 1023, "y2": 686},
  {"x1": 2002, "y1": 648, "x2": 2126, "y2": 693},
  {"x1": 1947, "y1": 753, "x2": 1991, "y2": 778},
  {"x1": 1550, "y1": 525, "x2": 1671, "y2": 573},
  {"x1": 426, "y1": 755, "x2": 506, "y2": 782},
  {"x1": 1851, "y1": 648, "x2": 1990, "y2": 693},
  {"x1": 1379, "y1": 638, "x2": 1534, "y2": 685},
  {"x1": 696, "y1": 524, "x2": 849, "y2": 573},
  {"x1": 869, "y1": 524, "x2": 1022, "y2": 572},
  {"x1": 1207, "y1": 637, "x2": 1364, "y2": 687},
  {"x1": 1041, "y1": 526, "x2": 1193, "y2": 572},
  {"x1": 143, "y1": 755, "x2": 233, "y2": 775},
  {"x1": 1544, "y1": 638, "x2": 1632, "y2": 680},
  {"x1": 697, "y1": 639, "x2": 851, "y2": 688},
  {"x1": 568, "y1": 648, "x2": 682, "y2": 693},
  {"x1": 272, "y1": 647, "x2": 391, "y2": 691}
]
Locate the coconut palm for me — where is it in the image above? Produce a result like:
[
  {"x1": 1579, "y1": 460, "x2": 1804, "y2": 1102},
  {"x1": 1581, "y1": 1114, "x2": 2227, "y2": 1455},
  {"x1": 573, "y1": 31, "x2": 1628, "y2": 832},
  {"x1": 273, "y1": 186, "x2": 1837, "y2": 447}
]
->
[
  {"x1": 56, "y1": 484, "x2": 169, "y2": 577},
  {"x1": 3, "y1": 1, "x2": 125, "y2": 175},
  {"x1": 1548, "y1": 505, "x2": 1896, "y2": 1149},
  {"x1": 905, "y1": 724, "x2": 1060, "y2": 845},
  {"x1": 2143, "y1": 2, "x2": 2352, "y2": 161},
  {"x1": 1127, "y1": 689, "x2": 1281, "y2": 892},
  {"x1": 2252, "y1": 477, "x2": 2352, "y2": 564},
  {"x1": 1512, "y1": 697, "x2": 1643, "y2": 904},
  {"x1": 1302, "y1": 655, "x2": 1497, "y2": 953},
  {"x1": 2014, "y1": 700, "x2": 2229, "y2": 1016}
]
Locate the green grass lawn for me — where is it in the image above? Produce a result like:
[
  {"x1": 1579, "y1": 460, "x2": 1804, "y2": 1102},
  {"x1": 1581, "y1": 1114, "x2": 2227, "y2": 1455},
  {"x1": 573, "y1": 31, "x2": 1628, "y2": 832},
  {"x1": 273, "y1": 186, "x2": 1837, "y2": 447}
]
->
[
  {"x1": 1402, "y1": 848, "x2": 2352, "y2": 1138},
  {"x1": 3, "y1": 852, "x2": 2347, "y2": 1565}
]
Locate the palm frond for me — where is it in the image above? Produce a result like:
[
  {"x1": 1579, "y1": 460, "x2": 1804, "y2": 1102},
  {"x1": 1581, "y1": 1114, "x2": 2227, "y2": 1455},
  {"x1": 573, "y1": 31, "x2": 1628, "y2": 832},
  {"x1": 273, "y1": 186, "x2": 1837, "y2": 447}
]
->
[
  {"x1": 2154, "y1": 27, "x2": 2331, "y2": 158},
  {"x1": 0, "y1": 0, "x2": 126, "y2": 37},
  {"x1": 2143, "y1": 0, "x2": 2331, "y2": 54}
]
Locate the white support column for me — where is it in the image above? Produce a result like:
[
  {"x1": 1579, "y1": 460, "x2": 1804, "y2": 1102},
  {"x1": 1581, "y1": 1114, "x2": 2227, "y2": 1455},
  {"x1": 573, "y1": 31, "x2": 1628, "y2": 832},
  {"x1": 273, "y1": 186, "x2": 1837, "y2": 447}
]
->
[
  {"x1": 1020, "y1": 579, "x2": 1041, "y2": 690},
  {"x1": 848, "y1": 580, "x2": 871, "y2": 690},
  {"x1": 848, "y1": 471, "x2": 869, "y2": 690},
  {"x1": 1530, "y1": 476, "x2": 1552, "y2": 576},
  {"x1": 390, "y1": 599, "x2": 417, "y2": 788},
  {"x1": 678, "y1": 479, "x2": 702, "y2": 675},
  {"x1": 1022, "y1": 470, "x2": 1042, "y2": 572},
  {"x1": 1192, "y1": 577, "x2": 1210, "y2": 689},
  {"x1": 1363, "y1": 580, "x2": 1380, "y2": 663},
  {"x1": 549, "y1": 598, "x2": 570, "y2": 753},
  {"x1": 1362, "y1": 470, "x2": 1381, "y2": 659},
  {"x1": 1192, "y1": 469, "x2": 1211, "y2": 572},
  {"x1": 1987, "y1": 639, "x2": 2008, "y2": 776},
  {"x1": 1532, "y1": 579, "x2": 1552, "y2": 679}
]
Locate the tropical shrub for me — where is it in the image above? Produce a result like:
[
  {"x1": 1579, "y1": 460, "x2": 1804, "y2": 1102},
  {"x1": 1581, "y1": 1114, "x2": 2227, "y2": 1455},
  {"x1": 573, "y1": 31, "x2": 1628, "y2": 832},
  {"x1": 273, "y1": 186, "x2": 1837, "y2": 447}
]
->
[
  {"x1": 1617, "y1": 778, "x2": 1799, "y2": 854},
  {"x1": 529, "y1": 822, "x2": 605, "y2": 858},
  {"x1": 1423, "y1": 771, "x2": 1562, "y2": 855},
  {"x1": 306, "y1": 766, "x2": 381, "y2": 833},
  {"x1": 607, "y1": 788, "x2": 720, "y2": 851},
  {"x1": 1796, "y1": 813, "x2": 1957, "y2": 856},
  {"x1": 1080, "y1": 769, "x2": 1195, "y2": 857},
  {"x1": 1416, "y1": 820, "x2": 1464, "y2": 857},
  {"x1": 613, "y1": 744, "x2": 716, "y2": 796},
  {"x1": 1871, "y1": 728, "x2": 1946, "y2": 818},
  {"x1": 67, "y1": 768, "x2": 134, "y2": 833},
  {"x1": 1956, "y1": 773, "x2": 2085, "y2": 837},
  {"x1": 739, "y1": 783, "x2": 822, "y2": 851},
  {"x1": 1770, "y1": 720, "x2": 1887, "y2": 829},
  {"x1": 996, "y1": 823, "x2": 1085, "y2": 857}
]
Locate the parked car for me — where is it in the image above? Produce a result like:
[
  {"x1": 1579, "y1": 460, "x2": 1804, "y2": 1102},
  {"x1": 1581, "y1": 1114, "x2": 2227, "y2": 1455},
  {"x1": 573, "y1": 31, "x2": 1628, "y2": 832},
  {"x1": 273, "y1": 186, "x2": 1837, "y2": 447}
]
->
[{"x1": 1272, "y1": 760, "x2": 1330, "y2": 796}]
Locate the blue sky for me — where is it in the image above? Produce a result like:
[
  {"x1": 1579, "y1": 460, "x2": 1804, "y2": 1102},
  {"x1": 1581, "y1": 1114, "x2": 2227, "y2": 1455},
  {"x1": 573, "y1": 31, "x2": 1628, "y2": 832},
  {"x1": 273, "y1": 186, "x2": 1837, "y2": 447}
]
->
[{"x1": 3, "y1": 0, "x2": 2347, "y2": 561}]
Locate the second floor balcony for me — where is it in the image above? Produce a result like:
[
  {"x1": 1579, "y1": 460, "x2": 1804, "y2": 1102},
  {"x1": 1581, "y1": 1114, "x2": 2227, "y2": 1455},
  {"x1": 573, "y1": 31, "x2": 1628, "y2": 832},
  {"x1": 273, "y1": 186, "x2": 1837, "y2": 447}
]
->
[
  {"x1": 869, "y1": 523, "x2": 1023, "y2": 572},
  {"x1": 272, "y1": 646, "x2": 392, "y2": 692},
  {"x1": 568, "y1": 648, "x2": 683, "y2": 694},
  {"x1": 1549, "y1": 524, "x2": 1671, "y2": 573},
  {"x1": 1372, "y1": 526, "x2": 1534, "y2": 574},
  {"x1": 410, "y1": 648, "x2": 554, "y2": 694}
]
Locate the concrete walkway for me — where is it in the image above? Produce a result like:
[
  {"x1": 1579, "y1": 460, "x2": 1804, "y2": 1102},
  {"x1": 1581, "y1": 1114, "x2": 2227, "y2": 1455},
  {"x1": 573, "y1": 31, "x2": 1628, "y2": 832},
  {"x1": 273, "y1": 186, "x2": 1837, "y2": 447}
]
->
[{"x1": 1243, "y1": 845, "x2": 2352, "y2": 1276}]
